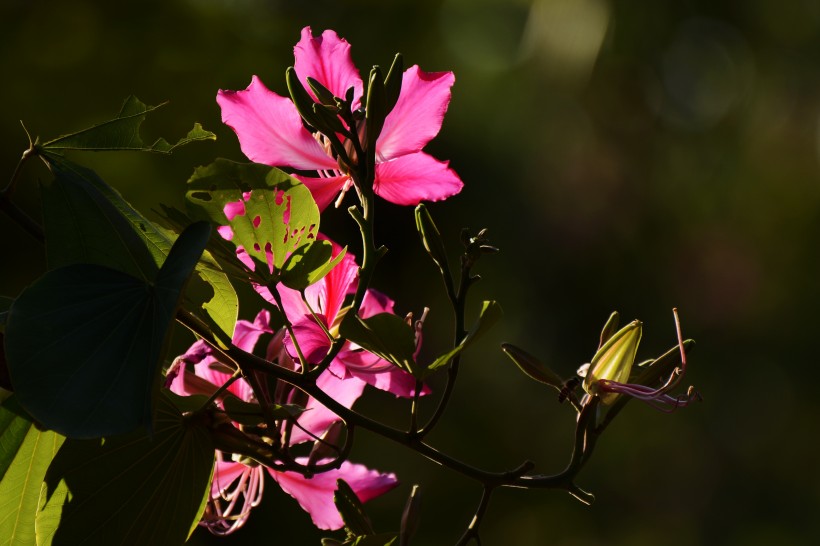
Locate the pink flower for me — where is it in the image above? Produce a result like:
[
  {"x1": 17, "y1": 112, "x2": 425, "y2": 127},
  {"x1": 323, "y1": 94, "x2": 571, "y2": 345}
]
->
[
  {"x1": 274, "y1": 239, "x2": 426, "y2": 398},
  {"x1": 166, "y1": 310, "x2": 398, "y2": 534},
  {"x1": 217, "y1": 26, "x2": 463, "y2": 210}
]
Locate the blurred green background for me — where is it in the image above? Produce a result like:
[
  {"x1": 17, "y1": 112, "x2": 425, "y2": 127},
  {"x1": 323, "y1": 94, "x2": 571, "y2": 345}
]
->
[{"x1": 2, "y1": 0, "x2": 818, "y2": 544}]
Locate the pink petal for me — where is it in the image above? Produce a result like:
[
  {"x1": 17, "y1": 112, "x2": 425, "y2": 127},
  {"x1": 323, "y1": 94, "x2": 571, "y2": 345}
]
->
[
  {"x1": 211, "y1": 460, "x2": 249, "y2": 498},
  {"x1": 269, "y1": 459, "x2": 398, "y2": 530},
  {"x1": 294, "y1": 27, "x2": 363, "y2": 105},
  {"x1": 290, "y1": 371, "x2": 366, "y2": 445},
  {"x1": 376, "y1": 66, "x2": 455, "y2": 161},
  {"x1": 295, "y1": 174, "x2": 350, "y2": 212},
  {"x1": 286, "y1": 314, "x2": 332, "y2": 365},
  {"x1": 232, "y1": 310, "x2": 273, "y2": 353},
  {"x1": 374, "y1": 152, "x2": 464, "y2": 205},
  {"x1": 360, "y1": 288, "x2": 395, "y2": 319},
  {"x1": 217, "y1": 75, "x2": 337, "y2": 171},
  {"x1": 349, "y1": 365, "x2": 428, "y2": 399}
]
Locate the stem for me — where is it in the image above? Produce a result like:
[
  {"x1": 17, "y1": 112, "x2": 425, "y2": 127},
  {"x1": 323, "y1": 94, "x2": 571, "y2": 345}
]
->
[
  {"x1": 419, "y1": 258, "x2": 474, "y2": 436},
  {"x1": 269, "y1": 288, "x2": 310, "y2": 373},
  {"x1": 455, "y1": 486, "x2": 493, "y2": 546},
  {"x1": 1, "y1": 145, "x2": 44, "y2": 242}
]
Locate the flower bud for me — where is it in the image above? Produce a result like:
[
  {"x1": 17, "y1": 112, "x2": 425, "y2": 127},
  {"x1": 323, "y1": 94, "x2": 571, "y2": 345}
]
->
[{"x1": 583, "y1": 319, "x2": 642, "y2": 404}]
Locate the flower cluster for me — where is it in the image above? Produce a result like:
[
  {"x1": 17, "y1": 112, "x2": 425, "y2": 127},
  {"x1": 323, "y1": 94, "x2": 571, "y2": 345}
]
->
[{"x1": 168, "y1": 26, "x2": 461, "y2": 534}]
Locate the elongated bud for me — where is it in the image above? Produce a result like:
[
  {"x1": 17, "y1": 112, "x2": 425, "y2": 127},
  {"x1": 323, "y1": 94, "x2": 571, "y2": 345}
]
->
[
  {"x1": 365, "y1": 65, "x2": 387, "y2": 154},
  {"x1": 583, "y1": 319, "x2": 642, "y2": 404},
  {"x1": 384, "y1": 53, "x2": 404, "y2": 115},
  {"x1": 415, "y1": 204, "x2": 451, "y2": 278},
  {"x1": 400, "y1": 485, "x2": 421, "y2": 546}
]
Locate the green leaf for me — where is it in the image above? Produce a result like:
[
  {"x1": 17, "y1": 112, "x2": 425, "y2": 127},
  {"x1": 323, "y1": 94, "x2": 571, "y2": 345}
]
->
[
  {"x1": 280, "y1": 241, "x2": 347, "y2": 291},
  {"x1": 35, "y1": 393, "x2": 214, "y2": 546},
  {"x1": 427, "y1": 301, "x2": 503, "y2": 372},
  {"x1": 41, "y1": 158, "x2": 158, "y2": 280},
  {"x1": 40, "y1": 156, "x2": 238, "y2": 339},
  {"x1": 0, "y1": 398, "x2": 64, "y2": 546},
  {"x1": 40, "y1": 95, "x2": 215, "y2": 154},
  {"x1": 5, "y1": 223, "x2": 210, "y2": 438},
  {"x1": 339, "y1": 314, "x2": 419, "y2": 377},
  {"x1": 500, "y1": 343, "x2": 564, "y2": 390},
  {"x1": 335, "y1": 479, "x2": 374, "y2": 536},
  {"x1": 186, "y1": 159, "x2": 321, "y2": 272}
]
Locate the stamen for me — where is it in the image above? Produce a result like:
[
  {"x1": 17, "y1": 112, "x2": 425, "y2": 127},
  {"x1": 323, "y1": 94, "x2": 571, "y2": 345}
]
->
[{"x1": 334, "y1": 178, "x2": 353, "y2": 208}]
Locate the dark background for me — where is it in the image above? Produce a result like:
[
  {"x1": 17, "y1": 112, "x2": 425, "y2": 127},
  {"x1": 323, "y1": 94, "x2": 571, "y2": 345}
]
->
[{"x1": 2, "y1": 0, "x2": 818, "y2": 544}]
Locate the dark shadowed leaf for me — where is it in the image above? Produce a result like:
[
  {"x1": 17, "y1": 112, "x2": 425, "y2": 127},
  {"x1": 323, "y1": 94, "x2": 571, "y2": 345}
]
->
[
  {"x1": 501, "y1": 343, "x2": 564, "y2": 390},
  {"x1": 427, "y1": 301, "x2": 503, "y2": 372},
  {"x1": 35, "y1": 393, "x2": 213, "y2": 546},
  {"x1": 40, "y1": 95, "x2": 215, "y2": 153},
  {"x1": 5, "y1": 223, "x2": 210, "y2": 438},
  {"x1": 339, "y1": 314, "x2": 419, "y2": 377},
  {"x1": 41, "y1": 156, "x2": 238, "y2": 339},
  {"x1": 335, "y1": 479, "x2": 374, "y2": 536}
]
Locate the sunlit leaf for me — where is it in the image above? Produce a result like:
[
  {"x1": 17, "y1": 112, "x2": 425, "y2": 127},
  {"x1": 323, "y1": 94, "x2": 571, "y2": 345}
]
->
[
  {"x1": 280, "y1": 240, "x2": 347, "y2": 291},
  {"x1": 35, "y1": 393, "x2": 214, "y2": 546},
  {"x1": 0, "y1": 397, "x2": 64, "y2": 546},
  {"x1": 5, "y1": 223, "x2": 210, "y2": 438},
  {"x1": 185, "y1": 159, "x2": 320, "y2": 272},
  {"x1": 40, "y1": 95, "x2": 215, "y2": 154}
]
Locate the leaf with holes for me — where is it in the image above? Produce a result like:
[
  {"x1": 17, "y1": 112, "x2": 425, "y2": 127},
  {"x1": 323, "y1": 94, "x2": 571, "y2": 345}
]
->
[
  {"x1": 35, "y1": 393, "x2": 213, "y2": 546},
  {"x1": 185, "y1": 159, "x2": 320, "y2": 272}
]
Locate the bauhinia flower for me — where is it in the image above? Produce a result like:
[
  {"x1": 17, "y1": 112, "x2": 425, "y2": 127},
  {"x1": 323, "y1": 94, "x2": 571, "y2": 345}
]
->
[
  {"x1": 166, "y1": 310, "x2": 398, "y2": 534},
  {"x1": 275, "y1": 238, "x2": 426, "y2": 398},
  {"x1": 578, "y1": 309, "x2": 701, "y2": 411},
  {"x1": 217, "y1": 26, "x2": 463, "y2": 210}
]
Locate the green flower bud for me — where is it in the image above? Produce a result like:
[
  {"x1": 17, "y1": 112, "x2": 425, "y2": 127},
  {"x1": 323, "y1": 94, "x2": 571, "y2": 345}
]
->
[{"x1": 583, "y1": 319, "x2": 642, "y2": 404}]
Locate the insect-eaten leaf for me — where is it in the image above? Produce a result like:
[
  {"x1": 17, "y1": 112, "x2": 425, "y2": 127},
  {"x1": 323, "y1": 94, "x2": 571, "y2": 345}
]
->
[
  {"x1": 5, "y1": 223, "x2": 211, "y2": 438},
  {"x1": 185, "y1": 159, "x2": 321, "y2": 273}
]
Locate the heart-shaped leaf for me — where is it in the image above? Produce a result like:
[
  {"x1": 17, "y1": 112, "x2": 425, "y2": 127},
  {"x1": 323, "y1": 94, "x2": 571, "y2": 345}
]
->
[{"x1": 5, "y1": 223, "x2": 210, "y2": 438}]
